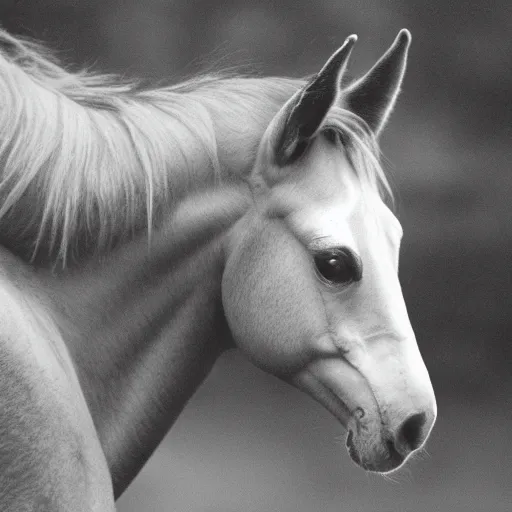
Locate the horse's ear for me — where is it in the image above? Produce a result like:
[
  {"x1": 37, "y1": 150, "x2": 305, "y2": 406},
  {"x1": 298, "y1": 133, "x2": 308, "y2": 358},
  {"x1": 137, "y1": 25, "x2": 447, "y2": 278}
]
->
[
  {"x1": 274, "y1": 35, "x2": 357, "y2": 166},
  {"x1": 343, "y1": 29, "x2": 411, "y2": 135}
]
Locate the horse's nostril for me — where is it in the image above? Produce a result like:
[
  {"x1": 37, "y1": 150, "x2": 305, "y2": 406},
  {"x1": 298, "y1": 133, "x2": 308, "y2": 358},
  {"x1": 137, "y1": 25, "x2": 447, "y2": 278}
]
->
[{"x1": 397, "y1": 412, "x2": 427, "y2": 453}]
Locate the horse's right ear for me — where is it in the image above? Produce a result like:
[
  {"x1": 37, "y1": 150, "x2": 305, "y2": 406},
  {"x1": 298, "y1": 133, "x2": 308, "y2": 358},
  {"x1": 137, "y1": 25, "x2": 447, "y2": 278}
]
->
[
  {"x1": 342, "y1": 29, "x2": 411, "y2": 135},
  {"x1": 272, "y1": 35, "x2": 357, "y2": 167}
]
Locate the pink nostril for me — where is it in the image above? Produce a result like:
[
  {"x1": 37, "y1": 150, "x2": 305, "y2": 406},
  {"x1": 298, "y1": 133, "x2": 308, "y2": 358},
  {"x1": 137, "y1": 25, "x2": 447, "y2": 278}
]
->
[{"x1": 397, "y1": 412, "x2": 427, "y2": 454}]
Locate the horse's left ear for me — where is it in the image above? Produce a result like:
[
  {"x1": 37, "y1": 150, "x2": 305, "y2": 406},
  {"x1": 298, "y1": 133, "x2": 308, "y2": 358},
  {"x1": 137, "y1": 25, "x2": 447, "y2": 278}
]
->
[
  {"x1": 343, "y1": 29, "x2": 411, "y2": 135},
  {"x1": 274, "y1": 35, "x2": 357, "y2": 166}
]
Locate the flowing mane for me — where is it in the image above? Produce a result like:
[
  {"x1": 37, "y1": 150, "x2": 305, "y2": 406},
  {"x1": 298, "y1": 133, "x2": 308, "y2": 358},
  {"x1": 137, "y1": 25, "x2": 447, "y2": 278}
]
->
[{"x1": 0, "y1": 29, "x2": 387, "y2": 267}]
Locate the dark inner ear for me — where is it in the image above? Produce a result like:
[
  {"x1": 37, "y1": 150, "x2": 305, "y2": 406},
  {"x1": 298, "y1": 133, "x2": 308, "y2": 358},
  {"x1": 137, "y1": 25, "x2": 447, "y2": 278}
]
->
[
  {"x1": 274, "y1": 76, "x2": 337, "y2": 166},
  {"x1": 274, "y1": 36, "x2": 357, "y2": 166},
  {"x1": 275, "y1": 134, "x2": 310, "y2": 166},
  {"x1": 289, "y1": 77, "x2": 338, "y2": 140}
]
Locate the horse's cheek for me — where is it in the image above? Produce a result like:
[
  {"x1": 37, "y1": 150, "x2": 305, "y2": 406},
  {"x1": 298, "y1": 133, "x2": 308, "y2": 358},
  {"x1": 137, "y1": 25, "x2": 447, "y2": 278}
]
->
[{"x1": 222, "y1": 229, "x2": 325, "y2": 375}]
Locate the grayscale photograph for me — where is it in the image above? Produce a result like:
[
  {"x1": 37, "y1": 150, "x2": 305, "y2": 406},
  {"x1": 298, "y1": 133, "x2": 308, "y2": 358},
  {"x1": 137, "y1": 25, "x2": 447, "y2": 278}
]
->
[{"x1": 0, "y1": 1, "x2": 509, "y2": 511}]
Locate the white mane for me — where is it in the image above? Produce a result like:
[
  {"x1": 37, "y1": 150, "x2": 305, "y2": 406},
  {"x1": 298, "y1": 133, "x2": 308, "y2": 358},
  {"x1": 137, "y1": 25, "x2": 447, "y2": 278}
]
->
[{"x1": 0, "y1": 29, "x2": 387, "y2": 267}]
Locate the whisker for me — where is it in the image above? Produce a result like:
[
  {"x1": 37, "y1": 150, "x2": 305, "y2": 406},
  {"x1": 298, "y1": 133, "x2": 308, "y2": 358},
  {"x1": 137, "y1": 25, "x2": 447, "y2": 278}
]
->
[{"x1": 381, "y1": 472, "x2": 400, "y2": 484}]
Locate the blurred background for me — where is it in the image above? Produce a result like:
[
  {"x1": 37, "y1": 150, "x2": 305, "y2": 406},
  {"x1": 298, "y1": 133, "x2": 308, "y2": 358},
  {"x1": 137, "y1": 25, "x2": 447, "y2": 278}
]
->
[{"x1": 1, "y1": 1, "x2": 510, "y2": 511}]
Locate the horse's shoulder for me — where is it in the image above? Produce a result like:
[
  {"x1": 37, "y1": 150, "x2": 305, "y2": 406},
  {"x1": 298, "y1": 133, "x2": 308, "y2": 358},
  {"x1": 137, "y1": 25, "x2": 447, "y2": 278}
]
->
[{"x1": 0, "y1": 248, "x2": 115, "y2": 511}]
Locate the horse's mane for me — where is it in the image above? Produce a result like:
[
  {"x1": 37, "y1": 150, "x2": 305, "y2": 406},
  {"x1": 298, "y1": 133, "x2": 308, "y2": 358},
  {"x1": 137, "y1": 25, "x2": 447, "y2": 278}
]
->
[{"x1": 0, "y1": 29, "x2": 388, "y2": 267}]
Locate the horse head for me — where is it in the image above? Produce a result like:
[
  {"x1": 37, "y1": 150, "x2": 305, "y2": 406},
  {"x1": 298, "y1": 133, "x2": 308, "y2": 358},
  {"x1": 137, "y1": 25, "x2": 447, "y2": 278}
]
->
[{"x1": 222, "y1": 30, "x2": 436, "y2": 473}]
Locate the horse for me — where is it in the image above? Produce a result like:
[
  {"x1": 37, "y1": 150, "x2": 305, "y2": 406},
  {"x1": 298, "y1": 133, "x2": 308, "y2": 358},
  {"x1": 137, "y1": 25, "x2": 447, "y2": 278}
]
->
[{"x1": 0, "y1": 27, "x2": 436, "y2": 511}]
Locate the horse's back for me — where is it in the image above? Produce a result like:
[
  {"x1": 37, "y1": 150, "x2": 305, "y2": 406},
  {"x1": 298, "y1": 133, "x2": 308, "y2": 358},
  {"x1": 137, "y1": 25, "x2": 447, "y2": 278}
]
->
[{"x1": 0, "y1": 249, "x2": 115, "y2": 511}]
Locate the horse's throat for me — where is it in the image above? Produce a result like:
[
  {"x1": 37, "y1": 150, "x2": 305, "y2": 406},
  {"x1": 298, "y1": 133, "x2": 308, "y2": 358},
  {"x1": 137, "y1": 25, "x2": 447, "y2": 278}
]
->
[
  {"x1": 103, "y1": 275, "x2": 230, "y2": 497},
  {"x1": 43, "y1": 232, "x2": 233, "y2": 497}
]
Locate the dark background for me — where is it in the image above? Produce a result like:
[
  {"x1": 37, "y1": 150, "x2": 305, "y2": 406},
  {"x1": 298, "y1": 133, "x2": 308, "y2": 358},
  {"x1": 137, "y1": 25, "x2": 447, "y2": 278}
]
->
[{"x1": 1, "y1": 1, "x2": 510, "y2": 511}]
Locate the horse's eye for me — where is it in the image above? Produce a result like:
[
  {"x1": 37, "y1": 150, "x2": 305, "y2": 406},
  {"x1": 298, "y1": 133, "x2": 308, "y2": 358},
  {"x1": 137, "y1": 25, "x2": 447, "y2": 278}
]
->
[{"x1": 314, "y1": 249, "x2": 362, "y2": 285}]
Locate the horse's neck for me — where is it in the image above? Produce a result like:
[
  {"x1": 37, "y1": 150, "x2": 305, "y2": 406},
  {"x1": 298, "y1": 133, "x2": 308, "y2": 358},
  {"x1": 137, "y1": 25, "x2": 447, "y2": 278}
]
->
[{"x1": 41, "y1": 187, "x2": 248, "y2": 498}]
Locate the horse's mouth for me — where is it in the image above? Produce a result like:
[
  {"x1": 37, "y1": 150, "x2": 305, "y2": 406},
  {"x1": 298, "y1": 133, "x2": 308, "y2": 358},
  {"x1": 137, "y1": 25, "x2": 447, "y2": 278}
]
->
[
  {"x1": 291, "y1": 366, "x2": 353, "y2": 428},
  {"x1": 345, "y1": 429, "x2": 405, "y2": 473},
  {"x1": 291, "y1": 357, "x2": 378, "y2": 431},
  {"x1": 346, "y1": 430, "x2": 361, "y2": 463},
  {"x1": 291, "y1": 357, "x2": 408, "y2": 473}
]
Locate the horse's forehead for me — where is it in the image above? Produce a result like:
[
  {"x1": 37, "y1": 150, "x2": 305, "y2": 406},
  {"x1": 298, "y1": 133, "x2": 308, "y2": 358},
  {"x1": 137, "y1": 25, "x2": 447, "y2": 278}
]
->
[
  {"x1": 265, "y1": 140, "x2": 359, "y2": 217},
  {"x1": 294, "y1": 137, "x2": 357, "y2": 195},
  {"x1": 262, "y1": 137, "x2": 400, "y2": 249},
  {"x1": 291, "y1": 195, "x2": 397, "y2": 247}
]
